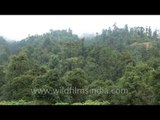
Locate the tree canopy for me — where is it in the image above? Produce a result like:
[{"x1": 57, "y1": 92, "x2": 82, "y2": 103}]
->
[{"x1": 0, "y1": 25, "x2": 160, "y2": 105}]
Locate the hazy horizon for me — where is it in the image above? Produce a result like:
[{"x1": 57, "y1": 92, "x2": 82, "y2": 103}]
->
[{"x1": 1, "y1": 15, "x2": 160, "y2": 41}]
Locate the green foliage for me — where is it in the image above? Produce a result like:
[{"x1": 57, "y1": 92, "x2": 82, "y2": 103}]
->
[
  {"x1": 55, "y1": 102, "x2": 70, "y2": 105},
  {"x1": 0, "y1": 26, "x2": 160, "y2": 105},
  {"x1": 32, "y1": 69, "x2": 61, "y2": 103},
  {"x1": 0, "y1": 100, "x2": 29, "y2": 105},
  {"x1": 63, "y1": 68, "x2": 88, "y2": 102},
  {"x1": 113, "y1": 63, "x2": 155, "y2": 105},
  {"x1": 87, "y1": 80, "x2": 114, "y2": 102},
  {"x1": 0, "y1": 100, "x2": 110, "y2": 105},
  {"x1": 71, "y1": 100, "x2": 110, "y2": 105},
  {"x1": 1, "y1": 74, "x2": 34, "y2": 100},
  {"x1": 5, "y1": 51, "x2": 30, "y2": 81},
  {"x1": 49, "y1": 54, "x2": 60, "y2": 69},
  {"x1": 0, "y1": 66, "x2": 5, "y2": 87},
  {"x1": 83, "y1": 100, "x2": 110, "y2": 105},
  {"x1": 0, "y1": 100, "x2": 51, "y2": 105},
  {"x1": 151, "y1": 67, "x2": 160, "y2": 104}
]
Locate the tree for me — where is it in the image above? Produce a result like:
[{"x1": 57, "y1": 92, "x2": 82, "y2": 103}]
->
[
  {"x1": 49, "y1": 54, "x2": 59, "y2": 69},
  {"x1": 0, "y1": 66, "x2": 5, "y2": 99},
  {"x1": 1, "y1": 51, "x2": 31, "y2": 100},
  {"x1": 87, "y1": 80, "x2": 114, "y2": 102},
  {"x1": 113, "y1": 62, "x2": 155, "y2": 105},
  {"x1": 124, "y1": 24, "x2": 129, "y2": 33},
  {"x1": 32, "y1": 69, "x2": 59, "y2": 103},
  {"x1": 63, "y1": 68, "x2": 88, "y2": 102},
  {"x1": 153, "y1": 30, "x2": 158, "y2": 40},
  {"x1": 7, "y1": 75, "x2": 34, "y2": 100},
  {"x1": 151, "y1": 67, "x2": 160, "y2": 104},
  {"x1": 5, "y1": 51, "x2": 30, "y2": 81},
  {"x1": 148, "y1": 26, "x2": 152, "y2": 37},
  {"x1": 0, "y1": 66, "x2": 5, "y2": 87},
  {"x1": 32, "y1": 69, "x2": 71, "y2": 103},
  {"x1": 0, "y1": 25, "x2": 160, "y2": 105}
]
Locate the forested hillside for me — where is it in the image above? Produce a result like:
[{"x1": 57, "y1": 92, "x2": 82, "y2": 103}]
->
[{"x1": 1, "y1": 25, "x2": 160, "y2": 105}]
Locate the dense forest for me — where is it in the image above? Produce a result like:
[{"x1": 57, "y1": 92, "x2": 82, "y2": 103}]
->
[{"x1": 0, "y1": 24, "x2": 160, "y2": 105}]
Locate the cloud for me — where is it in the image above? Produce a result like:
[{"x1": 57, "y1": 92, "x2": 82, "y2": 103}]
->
[{"x1": 0, "y1": 15, "x2": 160, "y2": 41}]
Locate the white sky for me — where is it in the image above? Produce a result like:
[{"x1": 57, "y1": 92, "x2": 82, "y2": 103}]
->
[{"x1": 0, "y1": 15, "x2": 160, "y2": 41}]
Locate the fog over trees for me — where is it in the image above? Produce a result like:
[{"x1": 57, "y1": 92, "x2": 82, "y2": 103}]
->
[{"x1": 0, "y1": 23, "x2": 160, "y2": 105}]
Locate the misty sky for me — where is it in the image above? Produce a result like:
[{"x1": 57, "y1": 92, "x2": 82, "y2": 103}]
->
[{"x1": 0, "y1": 15, "x2": 160, "y2": 41}]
